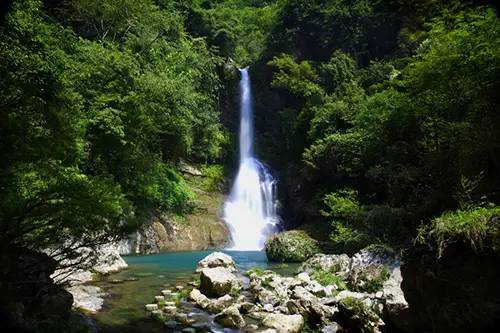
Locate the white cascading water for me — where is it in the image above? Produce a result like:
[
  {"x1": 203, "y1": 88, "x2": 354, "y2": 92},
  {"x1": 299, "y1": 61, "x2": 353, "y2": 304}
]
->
[{"x1": 223, "y1": 68, "x2": 280, "y2": 251}]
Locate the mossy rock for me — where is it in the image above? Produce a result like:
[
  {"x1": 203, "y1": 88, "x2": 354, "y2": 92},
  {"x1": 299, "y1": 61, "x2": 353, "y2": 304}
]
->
[
  {"x1": 265, "y1": 230, "x2": 320, "y2": 262},
  {"x1": 336, "y1": 297, "x2": 381, "y2": 333}
]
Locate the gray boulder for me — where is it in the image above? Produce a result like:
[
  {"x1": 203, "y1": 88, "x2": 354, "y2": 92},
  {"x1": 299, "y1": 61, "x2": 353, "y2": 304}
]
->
[
  {"x1": 200, "y1": 267, "x2": 240, "y2": 297},
  {"x1": 262, "y1": 313, "x2": 305, "y2": 333},
  {"x1": 196, "y1": 252, "x2": 237, "y2": 272},
  {"x1": 383, "y1": 267, "x2": 416, "y2": 332},
  {"x1": 214, "y1": 305, "x2": 246, "y2": 328}
]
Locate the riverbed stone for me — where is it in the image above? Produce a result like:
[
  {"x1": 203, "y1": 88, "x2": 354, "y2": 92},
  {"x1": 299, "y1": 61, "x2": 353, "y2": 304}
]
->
[
  {"x1": 161, "y1": 289, "x2": 172, "y2": 296},
  {"x1": 200, "y1": 267, "x2": 240, "y2": 297},
  {"x1": 154, "y1": 295, "x2": 165, "y2": 303},
  {"x1": 145, "y1": 304, "x2": 159, "y2": 311},
  {"x1": 196, "y1": 252, "x2": 237, "y2": 272},
  {"x1": 189, "y1": 288, "x2": 210, "y2": 309},
  {"x1": 262, "y1": 313, "x2": 304, "y2": 333},
  {"x1": 207, "y1": 294, "x2": 233, "y2": 313},
  {"x1": 214, "y1": 305, "x2": 246, "y2": 328},
  {"x1": 164, "y1": 306, "x2": 177, "y2": 313},
  {"x1": 67, "y1": 285, "x2": 106, "y2": 313}
]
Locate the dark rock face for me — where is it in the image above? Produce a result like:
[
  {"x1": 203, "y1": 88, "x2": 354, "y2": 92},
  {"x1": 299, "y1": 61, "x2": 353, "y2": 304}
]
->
[
  {"x1": 0, "y1": 248, "x2": 73, "y2": 332},
  {"x1": 401, "y1": 240, "x2": 500, "y2": 333}
]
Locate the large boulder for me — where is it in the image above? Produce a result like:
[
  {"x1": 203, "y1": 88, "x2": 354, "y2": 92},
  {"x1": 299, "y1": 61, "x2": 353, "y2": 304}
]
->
[
  {"x1": 196, "y1": 252, "x2": 237, "y2": 272},
  {"x1": 265, "y1": 230, "x2": 320, "y2": 262},
  {"x1": 0, "y1": 248, "x2": 74, "y2": 332},
  {"x1": 262, "y1": 313, "x2": 305, "y2": 333},
  {"x1": 401, "y1": 217, "x2": 500, "y2": 333},
  {"x1": 199, "y1": 267, "x2": 240, "y2": 297},
  {"x1": 301, "y1": 247, "x2": 397, "y2": 293},
  {"x1": 382, "y1": 267, "x2": 416, "y2": 332},
  {"x1": 335, "y1": 296, "x2": 384, "y2": 333}
]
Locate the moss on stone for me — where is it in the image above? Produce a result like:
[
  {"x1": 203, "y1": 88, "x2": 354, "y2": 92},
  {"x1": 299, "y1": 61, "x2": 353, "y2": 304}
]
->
[
  {"x1": 337, "y1": 297, "x2": 380, "y2": 333},
  {"x1": 265, "y1": 230, "x2": 321, "y2": 262}
]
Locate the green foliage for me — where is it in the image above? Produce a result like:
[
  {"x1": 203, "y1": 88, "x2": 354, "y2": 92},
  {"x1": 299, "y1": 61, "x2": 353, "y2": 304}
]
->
[
  {"x1": 200, "y1": 164, "x2": 226, "y2": 192},
  {"x1": 182, "y1": 0, "x2": 280, "y2": 65},
  {"x1": 0, "y1": 0, "x2": 226, "y2": 268},
  {"x1": 311, "y1": 270, "x2": 347, "y2": 290},
  {"x1": 259, "y1": 4, "x2": 500, "y2": 254},
  {"x1": 338, "y1": 296, "x2": 380, "y2": 333},
  {"x1": 417, "y1": 206, "x2": 500, "y2": 254},
  {"x1": 353, "y1": 267, "x2": 390, "y2": 293}
]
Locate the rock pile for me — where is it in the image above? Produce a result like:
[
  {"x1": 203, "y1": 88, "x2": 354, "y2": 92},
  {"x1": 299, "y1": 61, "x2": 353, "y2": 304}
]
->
[{"x1": 147, "y1": 249, "x2": 411, "y2": 333}]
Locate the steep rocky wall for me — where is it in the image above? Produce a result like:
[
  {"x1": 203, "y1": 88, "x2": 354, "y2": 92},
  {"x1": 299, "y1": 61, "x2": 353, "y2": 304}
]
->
[
  {"x1": 0, "y1": 248, "x2": 73, "y2": 332},
  {"x1": 401, "y1": 240, "x2": 500, "y2": 333},
  {"x1": 125, "y1": 169, "x2": 231, "y2": 254}
]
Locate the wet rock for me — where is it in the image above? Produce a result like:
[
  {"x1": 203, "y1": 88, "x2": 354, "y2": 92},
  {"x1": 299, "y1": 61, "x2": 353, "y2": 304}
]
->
[
  {"x1": 182, "y1": 328, "x2": 196, "y2": 333},
  {"x1": 214, "y1": 305, "x2": 246, "y2": 328},
  {"x1": 154, "y1": 295, "x2": 165, "y2": 303},
  {"x1": 262, "y1": 313, "x2": 304, "y2": 333},
  {"x1": 200, "y1": 267, "x2": 241, "y2": 297},
  {"x1": 68, "y1": 285, "x2": 106, "y2": 313},
  {"x1": 239, "y1": 302, "x2": 258, "y2": 314},
  {"x1": 197, "y1": 252, "x2": 237, "y2": 272},
  {"x1": 207, "y1": 294, "x2": 233, "y2": 313},
  {"x1": 174, "y1": 313, "x2": 193, "y2": 325},
  {"x1": 189, "y1": 289, "x2": 209, "y2": 309},
  {"x1": 164, "y1": 320, "x2": 178, "y2": 329}
]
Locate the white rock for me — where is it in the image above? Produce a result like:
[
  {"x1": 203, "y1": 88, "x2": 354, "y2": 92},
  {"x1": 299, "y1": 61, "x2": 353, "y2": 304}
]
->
[
  {"x1": 164, "y1": 306, "x2": 177, "y2": 313},
  {"x1": 145, "y1": 304, "x2": 159, "y2": 311},
  {"x1": 67, "y1": 285, "x2": 106, "y2": 313},
  {"x1": 161, "y1": 289, "x2": 172, "y2": 296},
  {"x1": 196, "y1": 252, "x2": 237, "y2": 272},
  {"x1": 189, "y1": 288, "x2": 210, "y2": 309},
  {"x1": 262, "y1": 313, "x2": 304, "y2": 333},
  {"x1": 297, "y1": 272, "x2": 311, "y2": 284},
  {"x1": 154, "y1": 295, "x2": 165, "y2": 303},
  {"x1": 200, "y1": 267, "x2": 240, "y2": 297}
]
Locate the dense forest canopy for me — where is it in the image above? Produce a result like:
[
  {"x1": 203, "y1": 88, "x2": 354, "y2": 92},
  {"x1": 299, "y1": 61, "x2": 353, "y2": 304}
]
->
[{"x1": 0, "y1": 0, "x2": 499, "y2": 281}]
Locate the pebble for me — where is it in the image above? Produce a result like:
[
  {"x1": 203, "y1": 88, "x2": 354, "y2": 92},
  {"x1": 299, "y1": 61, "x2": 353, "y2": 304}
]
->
[
  {"x1": 154, "y1": 295, "x2": 165, "y2": 303},
  {"x1": 176, "y1": 285, "x2": 185, "y2": 291}
]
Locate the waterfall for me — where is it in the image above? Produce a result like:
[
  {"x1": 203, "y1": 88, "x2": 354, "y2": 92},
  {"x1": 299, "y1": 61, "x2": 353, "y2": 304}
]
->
[{"x1": 223, "y1": 68, "x2": 280, "y2": 251}]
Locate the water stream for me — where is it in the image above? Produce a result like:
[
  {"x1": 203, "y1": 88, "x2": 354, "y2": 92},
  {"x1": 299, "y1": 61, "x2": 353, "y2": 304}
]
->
[{"x1": 223, "y1": 68, "x2": 280, "y2": 250}]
